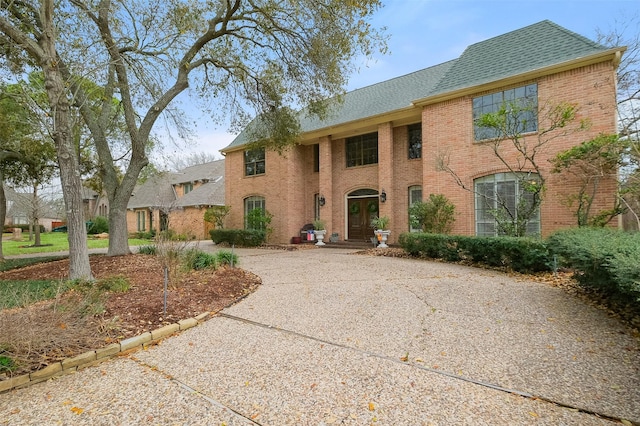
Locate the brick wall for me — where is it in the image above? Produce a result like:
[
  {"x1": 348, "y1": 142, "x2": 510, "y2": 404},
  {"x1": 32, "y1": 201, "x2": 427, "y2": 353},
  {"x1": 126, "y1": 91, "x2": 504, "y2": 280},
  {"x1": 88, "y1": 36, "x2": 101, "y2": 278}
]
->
[{"x1": 225, "y1": 60, "x2": 619, "y2": 243}]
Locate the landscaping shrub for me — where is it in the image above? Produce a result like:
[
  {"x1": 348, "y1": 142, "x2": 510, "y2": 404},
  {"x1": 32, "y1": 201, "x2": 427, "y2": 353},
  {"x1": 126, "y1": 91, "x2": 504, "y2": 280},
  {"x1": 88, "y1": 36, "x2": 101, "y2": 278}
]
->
[
  {"x1": 182, "y1": 249, "x2": 218, "y2": 270},
  {"x1": 399, "y1": 232, "x2": 551, "y2": 273},
  {"x1": 409, "y1": 194, "x2": 456, "y2": 234},
  {"x1": 87, "y1": 216, "x2": 109, "y2": 234},
  {"x1": 216, "y1": 250, "x2": 239, "y2": 267},
  {"x1": 547, "y1": 228, "x2": 640, "y2": 302},
  {"x1": 210, "y1": 229, "x2": 266, "y2": 247},
  {"x1": 137, "y1": 245, "x2": 157, "y2": 255}
]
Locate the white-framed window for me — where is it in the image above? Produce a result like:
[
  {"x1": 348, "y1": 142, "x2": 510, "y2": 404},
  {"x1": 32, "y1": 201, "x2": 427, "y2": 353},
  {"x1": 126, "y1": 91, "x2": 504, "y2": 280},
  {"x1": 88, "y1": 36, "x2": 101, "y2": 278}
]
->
[
  {"x1": 473, "y1": 84, "x2": 538, "y2": 141},
  {"x1": 244, "y1": 196, "x2": 266, "y2": 229},
  {"x1": 474, "y1": 173, "x2": 540, "y2": 236},
  {"x1": 408, "y1": 185, "x2": 423, "y2": 232}
]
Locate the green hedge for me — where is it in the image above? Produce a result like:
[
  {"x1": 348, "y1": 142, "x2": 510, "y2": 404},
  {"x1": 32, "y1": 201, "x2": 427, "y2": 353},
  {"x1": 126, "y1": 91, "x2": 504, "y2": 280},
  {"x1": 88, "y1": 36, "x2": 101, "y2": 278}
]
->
[
  {"x1": 547, "y1": 228, "x2": 640, "y2": 302},
  {"x1": 398, "y1": 232, "x2": 550, "y2": 273},
  {"x1": 210, "y1": 229, "x2": 266, "y2": 247}
]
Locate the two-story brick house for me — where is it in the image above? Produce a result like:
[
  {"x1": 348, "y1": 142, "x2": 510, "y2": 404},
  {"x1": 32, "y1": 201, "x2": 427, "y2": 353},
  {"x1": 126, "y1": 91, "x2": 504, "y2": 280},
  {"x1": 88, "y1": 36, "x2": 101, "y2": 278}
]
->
[{"x1": 222, "y1": 20, "x2": 624, "y2": 245}]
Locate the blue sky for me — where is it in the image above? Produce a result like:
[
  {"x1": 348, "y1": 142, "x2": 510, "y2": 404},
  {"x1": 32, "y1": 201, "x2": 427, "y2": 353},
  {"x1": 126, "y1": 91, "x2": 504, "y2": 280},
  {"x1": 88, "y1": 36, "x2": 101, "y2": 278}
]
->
[{"x1": 178, "y1": 0, "x2": 640, "y2": 159}]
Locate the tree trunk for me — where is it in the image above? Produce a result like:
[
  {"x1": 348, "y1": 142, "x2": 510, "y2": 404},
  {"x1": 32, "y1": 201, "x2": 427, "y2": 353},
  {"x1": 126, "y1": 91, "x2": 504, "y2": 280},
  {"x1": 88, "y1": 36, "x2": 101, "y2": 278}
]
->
[
  {"x1": 106, "y1": 147, "x2": 148, "y2": 256},
  {"x1": 40, "y1": 1, "x2": 92, "y2": 280},
  {"x1": 33, "y1": 185, "x2": 41, "y2": 246},
  {"x1": 0, "y1": 176, "x2": 5, "y2": 260},
  {"x1": 107, "y1": 198, "x2": 130, "y2": 255}
]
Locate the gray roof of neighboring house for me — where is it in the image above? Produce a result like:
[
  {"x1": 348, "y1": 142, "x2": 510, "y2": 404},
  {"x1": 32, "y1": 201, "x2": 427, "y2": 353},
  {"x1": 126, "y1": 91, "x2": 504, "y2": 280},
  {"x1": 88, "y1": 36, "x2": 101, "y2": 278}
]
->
[
  {"x1": 127, "y1": 173, "x2": 176, "y2": 209},
  {"x1": 127, "y1": 160, "x2": 225, "y2": 210},
  {"x1": 223, "y1": 20, "x2": 613, "y2": 151}
]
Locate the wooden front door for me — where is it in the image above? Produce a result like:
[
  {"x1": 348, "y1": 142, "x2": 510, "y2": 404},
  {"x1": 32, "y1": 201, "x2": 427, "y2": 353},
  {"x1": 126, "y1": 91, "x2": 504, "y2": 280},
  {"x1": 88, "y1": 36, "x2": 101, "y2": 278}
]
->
[{"x1": 347, "y1": 197, "x2": 378, "y2": 241}]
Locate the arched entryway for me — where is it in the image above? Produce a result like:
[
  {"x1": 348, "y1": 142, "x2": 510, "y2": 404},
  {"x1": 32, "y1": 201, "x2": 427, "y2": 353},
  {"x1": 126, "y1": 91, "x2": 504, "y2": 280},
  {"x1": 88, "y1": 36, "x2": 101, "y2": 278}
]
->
[{"x1": 346, "y1": 189, "x2": 379, "y2": 241}]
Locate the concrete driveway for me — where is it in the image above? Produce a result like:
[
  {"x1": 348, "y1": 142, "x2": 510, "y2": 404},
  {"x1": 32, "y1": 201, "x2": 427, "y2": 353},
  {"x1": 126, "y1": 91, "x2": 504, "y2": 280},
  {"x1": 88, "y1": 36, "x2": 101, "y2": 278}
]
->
[{"x1": 1, "y1": 247, "x2": 638, "y2": 425}]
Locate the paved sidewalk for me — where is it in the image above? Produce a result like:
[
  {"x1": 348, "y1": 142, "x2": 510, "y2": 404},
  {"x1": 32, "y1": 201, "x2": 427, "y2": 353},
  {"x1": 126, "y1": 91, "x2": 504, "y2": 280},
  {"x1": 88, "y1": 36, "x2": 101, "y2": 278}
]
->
[{"x1": 1, "y1": 247, "x2": 638, "y2": 425}]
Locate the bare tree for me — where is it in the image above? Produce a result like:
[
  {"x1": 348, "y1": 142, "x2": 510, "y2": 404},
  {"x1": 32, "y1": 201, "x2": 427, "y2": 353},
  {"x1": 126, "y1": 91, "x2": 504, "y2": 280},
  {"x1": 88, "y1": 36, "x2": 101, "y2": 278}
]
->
[
  {"x1": 438, "y1": 101, "x2": 587, "y2": 236},
  {"x1": 597, "y1": 15, "x2": 640, "y2": 227}
]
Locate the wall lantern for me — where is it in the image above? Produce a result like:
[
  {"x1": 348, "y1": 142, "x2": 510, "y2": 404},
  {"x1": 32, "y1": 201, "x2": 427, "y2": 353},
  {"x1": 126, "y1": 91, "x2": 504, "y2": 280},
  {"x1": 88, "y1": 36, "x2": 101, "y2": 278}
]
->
[
  {"x1": 380, "y1": 189, "x2": 387, "y2": 203},
  {"x1": 318, "y1": 195, "x2": 326, "y2": 206}
]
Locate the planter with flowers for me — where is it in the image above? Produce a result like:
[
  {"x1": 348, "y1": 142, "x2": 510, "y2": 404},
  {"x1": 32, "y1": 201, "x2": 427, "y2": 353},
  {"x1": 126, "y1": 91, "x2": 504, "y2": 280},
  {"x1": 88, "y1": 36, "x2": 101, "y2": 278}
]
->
[
  {"x1": 371, "y1": 216, "x2": 390, "y2": 248},
  {"x1": 313, "y1": 219, "x2": 327, "y2": 246}
]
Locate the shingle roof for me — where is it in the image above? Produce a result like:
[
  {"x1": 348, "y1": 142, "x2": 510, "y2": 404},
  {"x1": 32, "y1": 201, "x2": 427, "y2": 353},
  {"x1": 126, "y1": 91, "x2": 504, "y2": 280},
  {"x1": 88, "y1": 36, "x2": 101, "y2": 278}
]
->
[
  {"x1": 126, "y1": 160, "x2": 225, "y2": 210},
  {"x1": 431, "y1": 20, "x2": 608, "y2": 95},
  {"x1": 223, "y1": 20, "x2": 613, "y2": 151},
  {"x1": 127, "y1": 173, "x2": 176, "y2": 209}
]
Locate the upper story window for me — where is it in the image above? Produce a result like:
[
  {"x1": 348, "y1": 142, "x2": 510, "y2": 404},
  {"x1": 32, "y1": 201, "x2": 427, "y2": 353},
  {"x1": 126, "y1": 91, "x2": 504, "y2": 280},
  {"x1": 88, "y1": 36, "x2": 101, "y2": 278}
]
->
[
  {"x1": 473, "y1": 84, "x2": 538, "y2": 141},
  {"x1": 346, "y1": 132, "x2": 378, "y2": 167},
  {"x1": 408, "y1": 124, "x2": 422, "y2": 159},
  {"x1": 245, "y1": 148, "x2": 265, "y2": 176},
  {"x1": 183, "y1": 182, "x2": 193, "y2": 194}
]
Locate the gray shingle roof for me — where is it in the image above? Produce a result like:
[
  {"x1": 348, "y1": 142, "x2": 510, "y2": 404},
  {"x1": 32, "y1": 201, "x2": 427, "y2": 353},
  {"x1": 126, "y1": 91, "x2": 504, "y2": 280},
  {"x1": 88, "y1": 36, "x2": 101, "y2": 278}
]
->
[
  {"x1": 127, "y1": 160, "x2": 225, "y2": 210},
  {"x1": 223, "y1": 20, "x2": 613, "y2": 151},
  {"x1": 127, "y1": 173, "x2": 176, "y2": 209},
  {"x1": 431, "y1": 20, "x2": 608, "y2": 95}
]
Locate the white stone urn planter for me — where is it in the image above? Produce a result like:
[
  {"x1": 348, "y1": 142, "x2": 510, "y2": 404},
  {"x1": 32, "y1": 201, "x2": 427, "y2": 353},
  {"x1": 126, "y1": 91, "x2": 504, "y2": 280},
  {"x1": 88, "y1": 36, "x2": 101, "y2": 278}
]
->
[
  {"x1": 374, "y1": 230, "x2": 390, "y2": 248},
  {"x1": 314, "y1": 229, "x2": 327, "y2": 246}
]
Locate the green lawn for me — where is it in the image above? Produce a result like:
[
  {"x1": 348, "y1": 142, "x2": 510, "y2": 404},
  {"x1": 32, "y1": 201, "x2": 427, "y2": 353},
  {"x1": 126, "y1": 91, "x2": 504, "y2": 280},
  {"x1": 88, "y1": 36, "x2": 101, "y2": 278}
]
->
[{"x1": 1, "y1": 232, "x2": 150, "y2": 257}]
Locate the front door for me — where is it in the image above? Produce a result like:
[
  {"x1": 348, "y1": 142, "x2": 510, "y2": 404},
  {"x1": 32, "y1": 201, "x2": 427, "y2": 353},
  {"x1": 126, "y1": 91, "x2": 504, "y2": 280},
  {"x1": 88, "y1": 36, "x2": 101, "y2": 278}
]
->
[{"x1": 347, "y1": 197, "x2": 378, "y2": 241}]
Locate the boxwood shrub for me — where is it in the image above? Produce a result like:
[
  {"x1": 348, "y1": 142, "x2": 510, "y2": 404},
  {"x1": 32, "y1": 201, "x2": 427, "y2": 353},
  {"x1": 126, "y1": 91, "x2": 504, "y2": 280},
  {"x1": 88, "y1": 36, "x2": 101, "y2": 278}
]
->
[
  {"x1": 210, "y1": 229, "x2": 266, "y2": 247},
  {"x1": 398, "y1": 232, "x2": 550, "y2": 273},
  {"x1": 547, "y1": 228, "x2": 640, "y2": 302}
]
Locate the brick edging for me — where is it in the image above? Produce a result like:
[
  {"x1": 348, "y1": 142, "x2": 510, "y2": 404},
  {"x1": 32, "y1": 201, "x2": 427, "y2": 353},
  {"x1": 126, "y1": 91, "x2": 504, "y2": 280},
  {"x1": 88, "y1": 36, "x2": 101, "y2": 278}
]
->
[{"x1": 0, "y1": 311, "x2": 211, "y2": 394}]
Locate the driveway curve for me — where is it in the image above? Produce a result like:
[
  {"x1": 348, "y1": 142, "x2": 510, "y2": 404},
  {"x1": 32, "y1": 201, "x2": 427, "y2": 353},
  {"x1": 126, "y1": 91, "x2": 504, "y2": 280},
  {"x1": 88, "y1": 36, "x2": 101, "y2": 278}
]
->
[{"x1": 1, "y1": 247, "x2": 638, "y2": 425}]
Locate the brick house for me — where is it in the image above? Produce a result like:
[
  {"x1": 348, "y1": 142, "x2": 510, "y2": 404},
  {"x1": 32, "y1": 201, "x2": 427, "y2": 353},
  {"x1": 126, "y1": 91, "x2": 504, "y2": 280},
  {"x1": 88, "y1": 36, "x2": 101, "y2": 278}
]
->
[
  {"x1": 126, "y1": 160, "x2": 225, "y2": 240},
  {"x1": 222, "y1": 20, "x2": 624, "y2": 245}
]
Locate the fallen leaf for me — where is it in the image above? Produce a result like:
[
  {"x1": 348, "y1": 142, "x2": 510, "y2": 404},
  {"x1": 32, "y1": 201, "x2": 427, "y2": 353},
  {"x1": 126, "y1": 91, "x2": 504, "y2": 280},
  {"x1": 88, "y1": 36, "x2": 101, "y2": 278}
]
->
[
  {"x1": 528, "y1": 411, "x2": 539, "y2": 418},
  {"x1": 71, "y1": 407, "x2": 84, "y2": 415},
  {"x1": 621, "y1": 420, "x2": 633, "y2": 426},
  {"x1": 368, "y1": 402, "x2": 375, "y2": 411},
  {"x1": 400, "y1": 353, "x2": 409, "y2": 362}
]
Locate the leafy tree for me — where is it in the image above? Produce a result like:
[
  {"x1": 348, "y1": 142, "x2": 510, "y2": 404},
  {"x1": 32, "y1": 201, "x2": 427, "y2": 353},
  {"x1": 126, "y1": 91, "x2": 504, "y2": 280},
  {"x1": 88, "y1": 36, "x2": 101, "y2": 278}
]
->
[
  {"x1": 0, "y1": 0, "x2": 386, "y2": 279},
  {"x1": 438, "y1": 101, "x2": 587, "y2": 237},
  {"x1": 204, "y1": 205, "x2": 231, "y2": 229},
  {"x1": 0, "y1": 83, "x2": 57, "y2": 253},
  {"x1": 552, "y1": 133, "x2": 629, "y2": 227},
  {"x1": 246, "y1": 208, "x2": 273, "y2": 241},
  {"x1": 409, "y1": 194, "x2": 456, "y2": 234}
]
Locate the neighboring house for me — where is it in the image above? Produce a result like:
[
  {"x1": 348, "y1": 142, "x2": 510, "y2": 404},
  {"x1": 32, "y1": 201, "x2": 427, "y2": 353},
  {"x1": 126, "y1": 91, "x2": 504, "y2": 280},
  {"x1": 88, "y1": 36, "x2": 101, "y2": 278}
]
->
[
  {"x1": 4, "y1": 186, "x2": 63, "y2": 232},
  {"x1": 81, "y1": 186, "x2": 110, "y2": 220},
  {"x1": 126, "y1": 160, "x2": 225, "y2": 239},
  {"x1": 222, "y1": 20, "x2": 624, "y2": 245}
]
